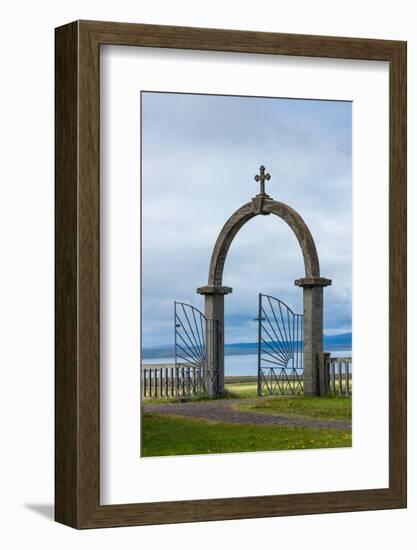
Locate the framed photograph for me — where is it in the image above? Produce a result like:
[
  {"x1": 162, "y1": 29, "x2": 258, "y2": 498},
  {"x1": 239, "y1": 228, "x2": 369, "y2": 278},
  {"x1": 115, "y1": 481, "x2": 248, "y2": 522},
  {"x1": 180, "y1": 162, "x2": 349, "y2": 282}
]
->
[{"x1": 55, "y1": 20, "x2": 406, "y2": 528}]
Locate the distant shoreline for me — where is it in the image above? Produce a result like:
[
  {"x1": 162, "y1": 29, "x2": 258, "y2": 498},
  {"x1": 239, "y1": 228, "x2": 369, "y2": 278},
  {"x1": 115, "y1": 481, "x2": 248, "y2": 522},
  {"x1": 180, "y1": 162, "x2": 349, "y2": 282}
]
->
[
  {"x1": 141, "y1": 352, "x2": 352, "y2": 370},
  {"x1": 142, "y1": 332, "x2": 352, "y2": 360}
]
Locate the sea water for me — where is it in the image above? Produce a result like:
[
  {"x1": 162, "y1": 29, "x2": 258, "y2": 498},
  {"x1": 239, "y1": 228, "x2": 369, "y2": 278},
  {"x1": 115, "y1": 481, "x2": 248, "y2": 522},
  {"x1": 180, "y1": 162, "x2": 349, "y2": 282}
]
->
[{"x1": 142, "y1": 351, "x2": 352, "y2": 376}]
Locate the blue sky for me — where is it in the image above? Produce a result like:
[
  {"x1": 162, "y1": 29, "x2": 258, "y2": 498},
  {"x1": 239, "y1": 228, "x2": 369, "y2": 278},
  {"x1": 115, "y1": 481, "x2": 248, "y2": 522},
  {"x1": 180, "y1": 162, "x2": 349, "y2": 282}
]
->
[{"x1": 141, "y1": 92, "x2": 352, "y2": 348}]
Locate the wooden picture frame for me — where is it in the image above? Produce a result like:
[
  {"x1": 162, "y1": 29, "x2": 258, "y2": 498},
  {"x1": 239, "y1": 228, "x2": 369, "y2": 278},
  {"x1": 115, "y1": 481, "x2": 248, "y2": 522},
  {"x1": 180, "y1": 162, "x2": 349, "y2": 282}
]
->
[{"x1": 55, "y1": 20, "x2": 407, "y2": 528}]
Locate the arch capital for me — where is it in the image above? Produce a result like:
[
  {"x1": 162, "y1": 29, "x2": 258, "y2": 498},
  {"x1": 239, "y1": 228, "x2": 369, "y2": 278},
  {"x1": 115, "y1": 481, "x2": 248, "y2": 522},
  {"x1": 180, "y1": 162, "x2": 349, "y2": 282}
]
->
[
  {"x1": 197, "y1": 285, "x2": 233, "y2": 295},
  {"x1": 295, "y1": 277, "x2": 332, "y2": 288}
]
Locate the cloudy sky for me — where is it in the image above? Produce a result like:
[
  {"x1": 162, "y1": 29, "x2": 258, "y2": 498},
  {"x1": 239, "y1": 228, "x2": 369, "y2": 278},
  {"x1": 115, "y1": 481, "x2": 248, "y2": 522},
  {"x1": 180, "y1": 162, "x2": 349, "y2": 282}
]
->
[{"x1": 141, "y1": 92, "x2": 352, "y2": 348}]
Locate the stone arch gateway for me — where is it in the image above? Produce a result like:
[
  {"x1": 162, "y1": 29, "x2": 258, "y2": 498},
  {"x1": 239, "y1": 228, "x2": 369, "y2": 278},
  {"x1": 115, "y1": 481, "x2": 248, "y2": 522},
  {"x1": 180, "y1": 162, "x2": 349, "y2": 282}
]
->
[{"x1": 197, "y1": 167, "x2": 331, "y2": 397}]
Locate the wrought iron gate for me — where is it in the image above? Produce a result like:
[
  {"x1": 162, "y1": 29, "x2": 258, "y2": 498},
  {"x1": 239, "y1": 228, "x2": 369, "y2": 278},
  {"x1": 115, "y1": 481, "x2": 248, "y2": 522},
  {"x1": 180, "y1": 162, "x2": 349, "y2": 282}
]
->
[
  {"x1": 174, "y1": 301, "x2": 219, "y2": 398},
  {"x1": 257, "y1": 293, "x2": 304, "y2": 396}
]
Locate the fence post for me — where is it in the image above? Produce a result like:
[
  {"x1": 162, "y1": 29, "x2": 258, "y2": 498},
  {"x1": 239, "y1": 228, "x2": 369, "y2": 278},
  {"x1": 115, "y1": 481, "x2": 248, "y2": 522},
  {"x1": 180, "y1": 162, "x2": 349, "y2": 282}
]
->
[
  {"x1": 318, "y1": 352, "x2": 330, "y2": 396},
  {"x1": 344, "y1": 362, "x2": 349, "y2": 396},
  {"x1": 155, "y1": 369, "x2": 158, "y2": 398},
  {"x1": 159, "y1": 369, "x2": 162, "y2": 397},
  {"x1": 338, "y1": 362, "x2": 342, "y2": 396},
  {"x1": 257, "y1": 293, "x2": 262, "y2": 396}
]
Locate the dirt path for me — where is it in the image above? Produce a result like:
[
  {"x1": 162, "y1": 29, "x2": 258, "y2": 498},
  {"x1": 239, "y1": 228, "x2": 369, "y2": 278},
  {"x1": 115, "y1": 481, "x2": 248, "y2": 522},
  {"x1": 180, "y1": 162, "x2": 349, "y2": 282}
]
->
[{"x1": 143, "y1": 398, "x2": 351, "y2": 430}]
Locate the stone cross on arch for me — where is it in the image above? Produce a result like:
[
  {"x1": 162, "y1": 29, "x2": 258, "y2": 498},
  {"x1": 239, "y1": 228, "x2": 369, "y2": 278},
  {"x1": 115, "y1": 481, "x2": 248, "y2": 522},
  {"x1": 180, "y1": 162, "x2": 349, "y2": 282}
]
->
[{"x1": 254, "y1": 164, "x2": 271, "y2": 196}]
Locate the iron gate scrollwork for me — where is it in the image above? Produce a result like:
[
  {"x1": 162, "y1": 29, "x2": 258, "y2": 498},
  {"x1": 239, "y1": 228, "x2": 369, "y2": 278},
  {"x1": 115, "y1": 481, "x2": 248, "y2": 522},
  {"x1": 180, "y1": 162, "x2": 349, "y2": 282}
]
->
[
  {"x1": 257, "y1": 293, "x2": 304, "y2": 396},
  {"x1": 174, "y1": 301, "x2": 219, "y2": 398}
]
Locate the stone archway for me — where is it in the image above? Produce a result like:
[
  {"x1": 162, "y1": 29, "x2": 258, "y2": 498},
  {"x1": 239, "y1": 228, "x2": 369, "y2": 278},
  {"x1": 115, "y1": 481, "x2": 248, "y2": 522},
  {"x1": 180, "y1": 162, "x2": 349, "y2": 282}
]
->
[{"x1": 197, "y1": 166, "x2": 331, "y2": 397}]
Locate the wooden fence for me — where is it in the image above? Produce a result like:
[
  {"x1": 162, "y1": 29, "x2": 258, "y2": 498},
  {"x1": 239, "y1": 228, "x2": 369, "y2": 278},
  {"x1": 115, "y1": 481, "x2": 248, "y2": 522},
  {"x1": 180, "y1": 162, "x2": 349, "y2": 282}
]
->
[
  {"x1": 327, "y1": 356, "x2": 352, "y2": 396},
  {"x1": 142, "y1": 356, "x2": 352, "y2": 400},
  {"x1": 142, "y1": 365, "x2": 205, "y2": 399}
]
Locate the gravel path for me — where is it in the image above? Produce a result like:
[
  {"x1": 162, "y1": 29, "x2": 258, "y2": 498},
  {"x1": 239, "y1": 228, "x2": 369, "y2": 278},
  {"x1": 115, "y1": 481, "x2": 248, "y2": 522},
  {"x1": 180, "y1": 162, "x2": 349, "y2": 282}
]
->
[{"x1": 143, "y1": 398, "x2": 351, "y2": 430}]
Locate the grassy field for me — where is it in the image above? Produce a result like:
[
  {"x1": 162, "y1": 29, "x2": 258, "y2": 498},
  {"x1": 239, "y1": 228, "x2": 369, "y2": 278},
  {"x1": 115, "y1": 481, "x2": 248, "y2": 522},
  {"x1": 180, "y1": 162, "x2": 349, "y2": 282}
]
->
[
  {"x1": 234, "y1": 394, "x2": 351, "y2": 421},
  {"x1": 142, "y1": 381, "x2": 352, "y2": 457},
  {"x1": 225, "y1": 381, "x2": 259, "y2": 398},
  {"x1": 142, "y1": 414, "x2": 351, "y2": 457},
  {"x1": 224, "y1": 380, "x2": 351, "y2": 399},
  {"x1": 143, "y1": 379, "x2": 350, "y2": 404},
  {"x1": 142, "y1": 379, "x2": 258, "y2": 405}
]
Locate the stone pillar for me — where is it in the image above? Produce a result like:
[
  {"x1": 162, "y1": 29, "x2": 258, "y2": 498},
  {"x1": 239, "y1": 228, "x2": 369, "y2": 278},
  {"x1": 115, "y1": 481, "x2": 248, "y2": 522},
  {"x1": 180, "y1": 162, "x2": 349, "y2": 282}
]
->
[
  {"x1": 295, "y1": 277, "x2": 332, "y2": 396},
  {"x1": 197, "y1": 285, "x2": 232, "y2": 396}
]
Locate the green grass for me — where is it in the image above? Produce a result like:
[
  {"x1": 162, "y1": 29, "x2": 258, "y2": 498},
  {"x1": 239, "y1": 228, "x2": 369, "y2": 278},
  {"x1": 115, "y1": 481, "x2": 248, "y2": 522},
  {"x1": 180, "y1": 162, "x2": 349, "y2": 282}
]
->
[
  {"x1": 144, "y1": 380, "x2": 351, "y2": 403},
  {"x1": 144, "y1": 390, "x2": 240, "y2": 405},
  {"x1": 235, "y1": 395, "x2": 351, "y2": 421},
  {"x1": 224, "y1": 382, "x2": 258, "y2": 398},
  {"x1": 143, "y1": 380, "x2": 258, "y2": 403},
  {"x1": 141, "y1": 414, "x2": 351, "y2": 457},
  {"x1": 225, "y1": 381, "x2": 352, "y2": 400}
]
